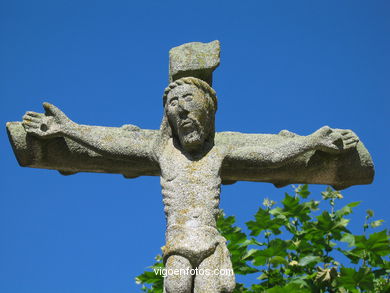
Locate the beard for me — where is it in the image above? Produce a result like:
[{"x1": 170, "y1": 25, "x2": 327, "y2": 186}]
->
[
  {"x1": 180, "y1": 129, "x2": 204, "y2": 145},
  {"x1": 177, "y1": 118, "x2": 206, "y2": 149}
]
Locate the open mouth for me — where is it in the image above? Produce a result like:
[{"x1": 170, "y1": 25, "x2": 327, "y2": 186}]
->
[{"x1": 181, "y1": 120, "x2": 193, "y2": 127}]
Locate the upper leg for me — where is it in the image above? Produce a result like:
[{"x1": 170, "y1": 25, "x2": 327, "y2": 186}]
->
[
  {"x1": 193, "y1": 242, "x2": 236, "y2": 293},
  {"x1": 164, "y1": 255, "x2": 193, "y2": 293}
]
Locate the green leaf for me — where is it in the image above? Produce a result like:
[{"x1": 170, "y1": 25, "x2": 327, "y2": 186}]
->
[
  {"x1": 335, "y1": 201, "x2": 361, "y2": 218},
  {"x1": 316, "y1": 211, "x2": 350, "y2": 233},
  {"x1": 269, "y1": 256, "x2": 288, "y2": 266},
  {"x1": 338, "y1": 267, "x2": 374, "y2": 291},
  {"x1": 355, "y1": 230, "x2": 390, "y2": 256},
  {"x1": 266, "y1": 282, "x2": 312, "y2": 293},
  {"x1": 280, "y1": 193, "x2": 312, "y2": 221},
  {"x1": 298, "y1": 255, "x2": 322, "y2": 266},
  {"x1": 242, "y1": 249, "x2": 258, "y2": 260},
  {"x1": 340, "y1": 233, "x2": 355, "y2": 246},
  {"x1": 295, "y1": 184, "x2": 310, "y2": 199},
  {"x1": 246, "y1": 207, "x2": 284, "y2": 236}
]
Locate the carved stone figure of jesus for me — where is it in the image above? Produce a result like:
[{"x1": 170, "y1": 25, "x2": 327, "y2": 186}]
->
[
  {"x1": 21, "y1": 76, "x2": 362, "y2": 293},
  {"x1": 8, "y1": 40, "x2": 374, "y2": 293}
]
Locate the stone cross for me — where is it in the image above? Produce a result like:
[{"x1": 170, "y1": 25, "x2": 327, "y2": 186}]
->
[{"x1": 6, "y1": 41, "x2": 374, "y2": 293}]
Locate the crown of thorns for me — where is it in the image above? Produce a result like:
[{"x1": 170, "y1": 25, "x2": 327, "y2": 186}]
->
[{"x1": 163, "y1": 77, "x2": 217, "y2": 110}]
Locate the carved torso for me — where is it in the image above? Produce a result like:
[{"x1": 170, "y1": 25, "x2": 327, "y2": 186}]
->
[{"x1": 159, "y1": 138, "x2": 226, "y2": 229}]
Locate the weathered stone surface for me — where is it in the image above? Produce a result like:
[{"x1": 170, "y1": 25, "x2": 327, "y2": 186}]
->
[
  {"x1": 6, "y1": 41, "x2": 374, "y2": 293},
  {"x1": 6, "y1": 121, "x2": 159, "y2": 178},
  {"x1": 169, "y1": 40, "x2": 220, "y2": 86},
  {"x1": 7, "y1": 122, "x2": 373, "y2": 189}
]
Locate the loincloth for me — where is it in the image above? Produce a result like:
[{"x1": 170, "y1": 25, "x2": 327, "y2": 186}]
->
[{"x1": 163, "y1": 225, "x2": 226, "y2": 266}]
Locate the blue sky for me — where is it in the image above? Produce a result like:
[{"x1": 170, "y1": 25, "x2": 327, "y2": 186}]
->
[{"x1": 1, "y1": 1, "x2": 389, "y2": 292}]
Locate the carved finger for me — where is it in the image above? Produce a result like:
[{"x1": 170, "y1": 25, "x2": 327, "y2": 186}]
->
[
  {"x1": 23, "y1": 115, "x2": 41, "y2": 123},
  {"x1": 344, "y1": 142, "x2": 358, "y2": 150},
  {"x1": 341, "y1": 130, "x2": 359, "y2": 141},
  {"x1": 348, "y1": 138, "x2": 359, "y2": 145},
  {"x1": 22, "y1": 119, "x2": 39, "y2": 126},
  {"x1": 344, "y1": 139, "x2": 359, "y2": 145},
  {"x1": 43, "y1": 102, "x2": 62, "y2": 117},
  {"x1": 22, "y1": 125, "x2": 34, "y2": 133},
  {"x1": 25, "y1": 127, "x2": 38, "y2": 133},
  {"x1": 342, "y1": 135, "x2": 356, "y2": 141},
  {"x1": 340, "y1": 129, "x2": 355, "y2": 135},
  {"x1": 347, "y1": 135, "x2": 359, "y2": 142},
  {"x1": 340, "y1": 130, "x2": 352, "y2": 135},
  {"x1": 26, "y1": 111, "x2": 43, "y2": 118},
  {"x1": 22, "y1": 121, "x2": 40, "y2": 129},
  {"x1": 344, "y1": 138, "x2": 356, "y2": 144}
]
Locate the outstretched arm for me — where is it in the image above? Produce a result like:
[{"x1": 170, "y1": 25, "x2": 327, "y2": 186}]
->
[
  {"x1": 22, "y1": 103, "x2": 158, "y2": 161},
  {"x1": 218, "y1": 127, "x2": 372, "y2": 189},
  {"x1": 225, "y1": 126, "x2": 359, "y2": 168}
]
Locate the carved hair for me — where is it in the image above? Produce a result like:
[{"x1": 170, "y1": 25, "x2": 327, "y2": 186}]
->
[
  {"x1": 159, "y1": 77, "x2": 218, "y2": 147},
  {"x1": 162, "y1": 77, "x2": 217, "y2": 111}
]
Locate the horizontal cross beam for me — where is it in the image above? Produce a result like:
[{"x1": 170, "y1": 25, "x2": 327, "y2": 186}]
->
[{"x1": 7, "y1": 122, "x2": 374, "y2": 190}]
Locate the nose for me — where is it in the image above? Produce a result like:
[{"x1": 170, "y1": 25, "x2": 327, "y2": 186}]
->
[{"x1": 178, "y1": 99, "x2": 189, "y2": 114}]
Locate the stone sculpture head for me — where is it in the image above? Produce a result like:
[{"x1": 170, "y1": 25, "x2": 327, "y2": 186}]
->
[{"x1": 161, "y1": 77, "x2": 217, "y2": 153}]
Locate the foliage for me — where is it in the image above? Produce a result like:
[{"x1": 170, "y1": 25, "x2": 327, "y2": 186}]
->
[{"x1": 136, "y1": 186, "x2": 390, "y2": 292}]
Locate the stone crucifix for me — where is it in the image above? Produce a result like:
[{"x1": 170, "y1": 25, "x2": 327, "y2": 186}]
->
[{"x1": 7, "y1": 41, "x2": 374, "y2": 293}]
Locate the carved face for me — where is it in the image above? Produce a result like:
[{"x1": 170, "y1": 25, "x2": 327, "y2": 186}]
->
[{"x1": 166, "y1": 84, "x2": 213, "y2": 152}]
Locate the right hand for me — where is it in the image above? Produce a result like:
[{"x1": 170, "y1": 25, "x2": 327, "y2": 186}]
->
[
  {"x1": 22, "y1": 102, "x2": 72, "y2": 138},
  {"x1": 311, "y1": 126, "x2": 359, "y2": 154}
]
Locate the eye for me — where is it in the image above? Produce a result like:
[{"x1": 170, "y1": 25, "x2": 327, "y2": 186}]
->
[
  {"x1": 184, "y1": 96, "x2": 193, "y2": 102},
  {"x1": 169, "y1": 98, "x2": 178, "y2": 106}
]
